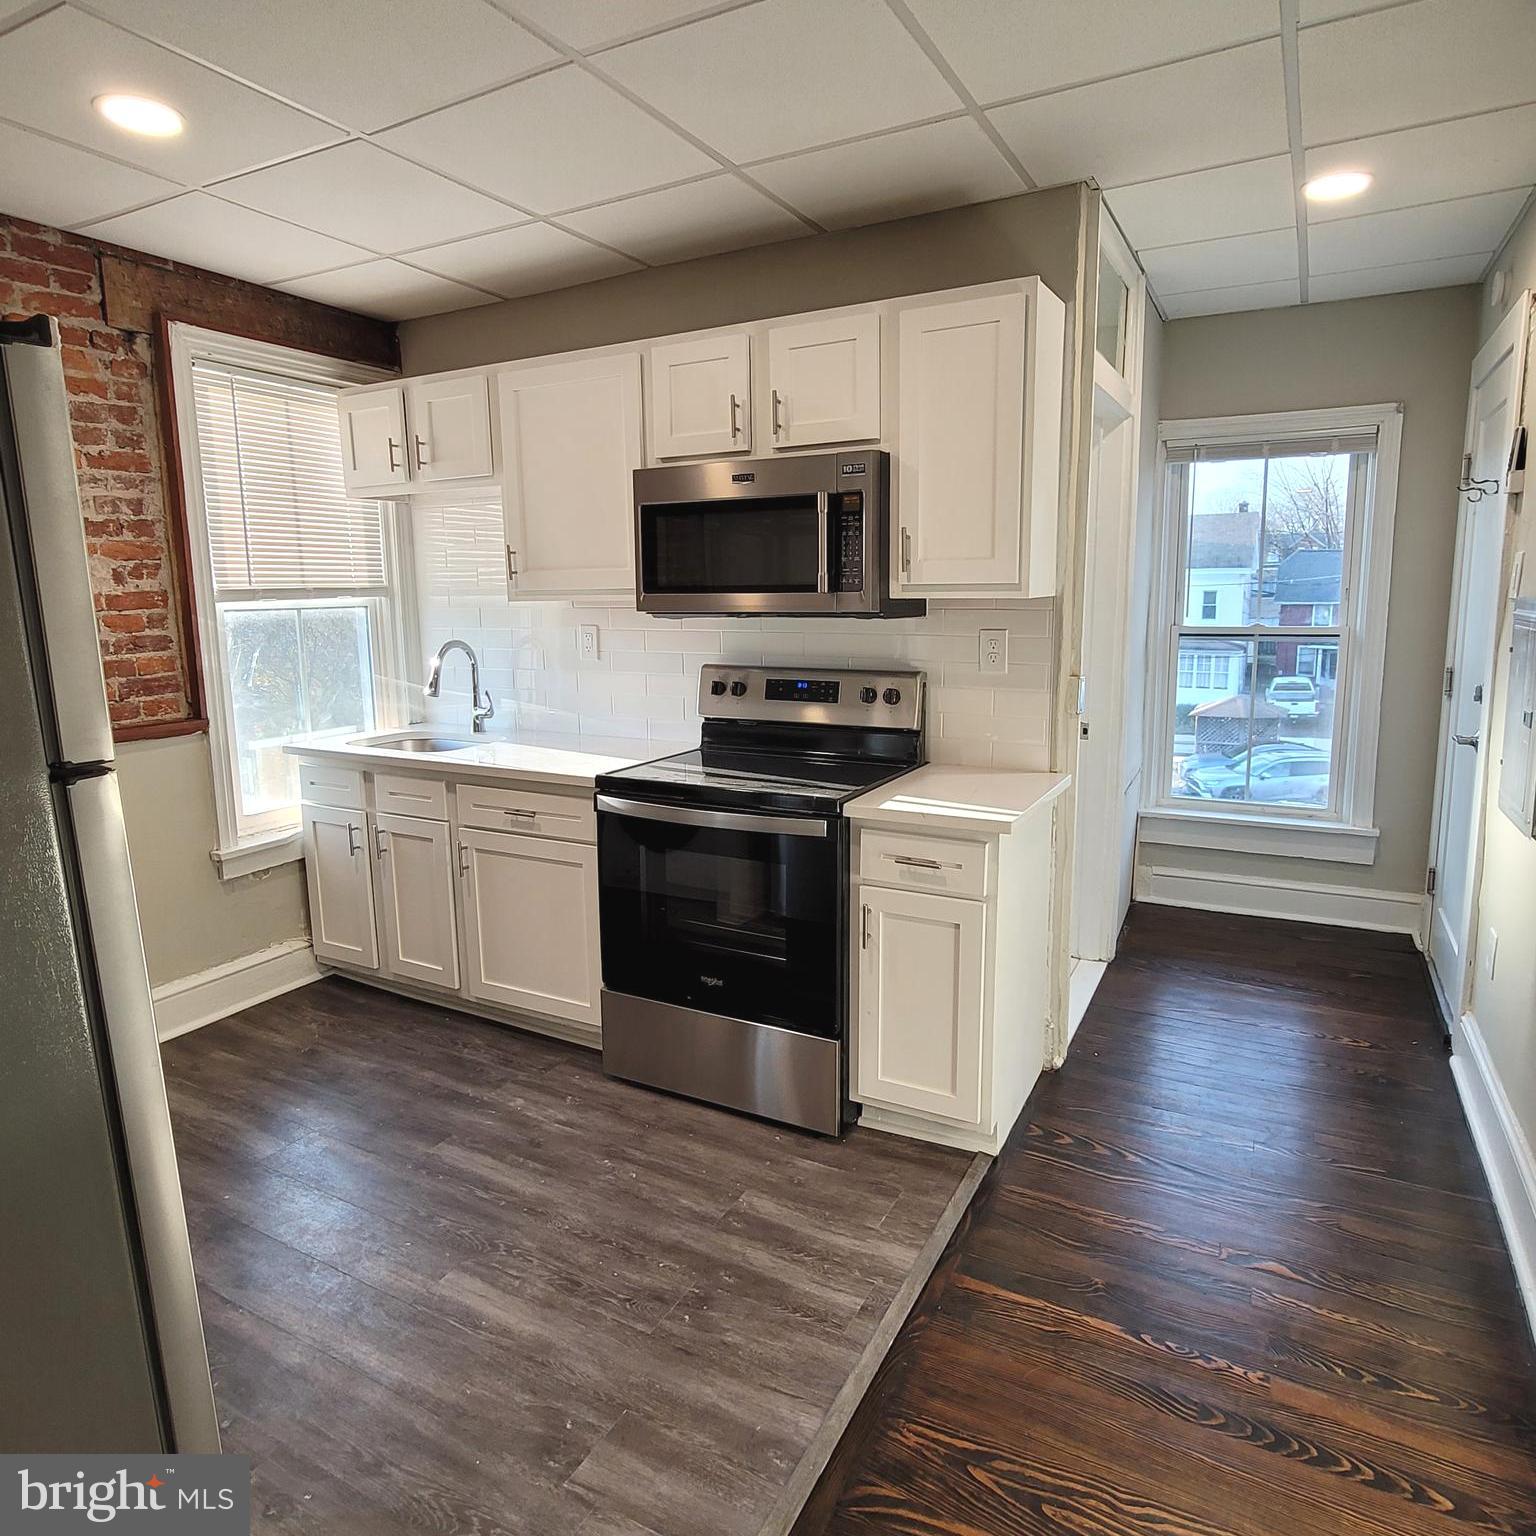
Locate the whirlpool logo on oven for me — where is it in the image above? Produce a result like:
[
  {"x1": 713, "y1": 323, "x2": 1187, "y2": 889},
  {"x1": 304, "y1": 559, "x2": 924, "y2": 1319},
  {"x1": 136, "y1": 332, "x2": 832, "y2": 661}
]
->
[{"x1": 6, "y1": 1456, "x2": 251, "y2": 1531}]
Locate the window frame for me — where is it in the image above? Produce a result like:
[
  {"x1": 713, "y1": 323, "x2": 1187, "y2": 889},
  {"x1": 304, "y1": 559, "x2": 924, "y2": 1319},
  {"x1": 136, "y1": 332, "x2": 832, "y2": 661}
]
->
[
  {"x1": 166, "y1": 324, "x2": 405, "y2": 877},
  {"x1": 1140, "y1": 403, "x2": 1403, "y2": 866}
]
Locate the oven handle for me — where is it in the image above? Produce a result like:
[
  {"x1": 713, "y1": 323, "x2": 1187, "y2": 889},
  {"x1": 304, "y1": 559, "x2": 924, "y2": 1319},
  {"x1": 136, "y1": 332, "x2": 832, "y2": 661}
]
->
[{"x1": 596, "y1": 794, "x2": 833, "y2": 839}]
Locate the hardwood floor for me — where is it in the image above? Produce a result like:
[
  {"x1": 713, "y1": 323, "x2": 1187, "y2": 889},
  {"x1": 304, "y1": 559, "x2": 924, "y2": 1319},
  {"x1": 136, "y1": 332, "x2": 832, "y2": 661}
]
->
[
  {"x1": 160, "y1": 978, "x2": 973, "y2": 1536},
  {"x1": 795, "y1": 904, "x2": 1536, "y2": 1536}
]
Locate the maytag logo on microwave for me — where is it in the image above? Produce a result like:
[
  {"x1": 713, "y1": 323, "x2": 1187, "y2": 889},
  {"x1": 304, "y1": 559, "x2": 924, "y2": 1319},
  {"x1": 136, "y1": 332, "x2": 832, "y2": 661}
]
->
[{"x1": 4, "y1": 1456, "x2": 250, "y2": 1532}]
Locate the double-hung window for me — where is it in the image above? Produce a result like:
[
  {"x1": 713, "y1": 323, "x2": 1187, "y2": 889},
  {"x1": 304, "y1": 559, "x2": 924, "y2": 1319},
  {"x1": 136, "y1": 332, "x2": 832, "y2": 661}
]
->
[
  {"x1": 169, "y1": 326, "x2": 406, "y2": 875},
  {"x1": 1144, "y1": 405, "x2": 1402, "y2": 862}
]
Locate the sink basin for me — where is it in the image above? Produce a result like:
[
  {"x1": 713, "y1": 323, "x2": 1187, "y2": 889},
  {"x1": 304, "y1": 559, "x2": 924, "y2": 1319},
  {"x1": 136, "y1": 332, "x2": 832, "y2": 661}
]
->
[{"x1": 356, "y1": 733, "x2": 475, "y2": 754}]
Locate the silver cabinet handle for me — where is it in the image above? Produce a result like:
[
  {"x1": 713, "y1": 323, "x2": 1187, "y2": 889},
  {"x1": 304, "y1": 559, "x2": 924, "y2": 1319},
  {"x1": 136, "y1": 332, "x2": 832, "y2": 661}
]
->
[
  {"x1": 900, "y1": 526, "x2": 912, "y2": 578},
  {"x1": 728, "y1": 393, "x2": 742, "y2": 440},
  {"x1": 457, "y1": 843, "x2": 470, "y2": 875},
  {"x1": 347, "y1": 822, "x2": 361, "y2": 857},
  {"x1": 505, "y1": 546, "x2": 518, "y2": 582},
  {"x1": 861, "y1": 903, "x2": 871, "y2": 949},
  {"x1": 892, "y1": 854, "x2": 946, "y2": 870},
  {"x1": 1452, "y1": 732, "x2": 1480, "y2": 750},
  {"x1": 375, "y1": 826, "x2": 388, "y2": 857},
  {"x1": 387, "y1": 437, "x2": 402, "y2": 473},
  {"x1": 414, "y1": 432, "x2": 430, "y2": 467},
  {"x1": 504, "y1": 807, "x2": 538, "y2": 820},
  {"x1": 771, "y1": 388, "x2": 784, "y2": 439}
]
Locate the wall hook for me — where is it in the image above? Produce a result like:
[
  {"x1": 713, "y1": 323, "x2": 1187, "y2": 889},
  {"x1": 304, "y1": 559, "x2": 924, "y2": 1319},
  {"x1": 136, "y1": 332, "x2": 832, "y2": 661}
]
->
[{"x1": 1459, "y1": 452, "x2": 1499, "y2": 503}]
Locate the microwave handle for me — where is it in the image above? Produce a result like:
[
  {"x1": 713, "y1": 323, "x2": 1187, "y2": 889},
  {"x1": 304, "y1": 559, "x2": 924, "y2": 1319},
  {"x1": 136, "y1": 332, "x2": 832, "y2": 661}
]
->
[{"x1": 816, "y1": 490, "x2": 830, "y2": 595}]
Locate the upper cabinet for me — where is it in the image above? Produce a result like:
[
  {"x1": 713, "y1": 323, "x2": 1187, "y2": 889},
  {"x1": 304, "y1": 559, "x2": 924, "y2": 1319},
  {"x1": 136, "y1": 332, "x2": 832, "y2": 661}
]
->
[
  {"x1": 649, "y1": 332, "x2": 751, "y2": 458},
  {"x1": 406, "y1": 374, "x2": 493, "y2": 484},
  {"x1": 497, "y1": 352, "x2": 642, "y2": 598},
  {"x1": 338, "y1": 385, "x2": 410, "y2": 495},
  {"x1": 766, "y1": 312, "x2": 880, "y2": 449}
]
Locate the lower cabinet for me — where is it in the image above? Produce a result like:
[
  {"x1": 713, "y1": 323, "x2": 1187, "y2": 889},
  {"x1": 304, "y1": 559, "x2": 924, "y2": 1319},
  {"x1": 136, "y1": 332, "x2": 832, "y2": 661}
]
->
[
  {"x1": 374, "y1": 811, "x2": 459, "y2": 991},
  {"x1": 457, "y1": 827, "x2": 601, "y2": 1027},
  {"x1": 303, "y1": 804, "x2": 379, "y2": 971}
]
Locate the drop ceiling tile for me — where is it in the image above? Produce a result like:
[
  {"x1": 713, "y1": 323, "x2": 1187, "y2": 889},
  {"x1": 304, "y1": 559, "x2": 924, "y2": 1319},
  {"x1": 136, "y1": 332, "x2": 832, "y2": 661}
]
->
[
  {"x1": 507, "y1": 0, "x2": 743, "y2": 51},
  {"x1": 1106, "y1": 155, "x2": 1294, "y2": 250},
  {"x1": 1160, "y1": 279, "x2": 1300, "y2": 318},
  {"x1": 0, "y1": 7, "x2": 340, "y2": 182},
  {"x1": 81, "y1": 0, "x2": 556, "y2": 132},
  {"x1": 1298, "y1": 0, "x2": 1390, "y2": 20},
  {"x1": 561, "y1": 176, "x2": 806, "y2": 264},
  {"x1": 1299, "y1": 0, "x2": 1536, "y2": 146},
  {"x1": 1142, "y1": 227, "x2": 1297, "y2": 296},
  {"x1": 277, "y1": 259, "x2": 496, "y2": 321},
  {"x1": 1304, "y1": 106, "x2": 1536, "y2": 222},
  {"x1": 750, "y1": 117, "x2": 1025, "y2": 230},
  {"x1": 901, "y1": 0, "x2": 1276, "y2": 106},
  {"x1": 599, "y1": 0, "x2": 961, "y2": 163},
  {"x1": 0, "y1": 121, "x2": 181, "y2": 229},
  {"x1": 1308, "y1": 188, "x2": 1529, "y2": 274},
  {"x1": 77, "y1": 191, "x2": 372, "y2": 283},
  {"x1": 405, "y1": 223, "x2": 640, "y2": 298},
  {"x1": 988, "y1": 40, "x2": 1287, "y2": 187},
  {"x1": 377, "y1": 65, "x2": 714, "y2": 214},
  {"x1": 1309, "y1": 252, "x2": 1490, "y2": 302},
  {"x1": 215, "y1": 141, "x2": 520, "y2": 254}
]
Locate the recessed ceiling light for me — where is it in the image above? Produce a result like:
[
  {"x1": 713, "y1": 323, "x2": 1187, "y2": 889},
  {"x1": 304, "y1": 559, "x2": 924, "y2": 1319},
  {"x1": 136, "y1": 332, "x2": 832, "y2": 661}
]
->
[
  {"x1": 94, "y1": 94, "x2": 184, "y2": 138},
  {"x1": 1303, "y1": 170, "x2": 1372, "y2": 203}
]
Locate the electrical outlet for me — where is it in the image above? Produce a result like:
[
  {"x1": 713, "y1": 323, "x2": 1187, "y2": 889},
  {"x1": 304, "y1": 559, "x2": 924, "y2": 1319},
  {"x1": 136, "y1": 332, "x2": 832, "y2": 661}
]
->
[
  {"x1": 979, "y1": 628, "x2": 1008, "y2": 674},
  {"x1": 578, "y1": 623, "x2": 600, "y2": 661},
  {"x1": 1486, "y1": 927, "x2": 1499, "y2": 979}
]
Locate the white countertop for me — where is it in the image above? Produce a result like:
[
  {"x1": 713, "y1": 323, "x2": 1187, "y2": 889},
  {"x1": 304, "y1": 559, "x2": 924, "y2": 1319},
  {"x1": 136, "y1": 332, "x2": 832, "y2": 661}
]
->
[
  {"x1": 284, "y1": 729, "x2": 690, "y2": 791},
  {"x1": 845, "y1": 766, "x2": 1070, "y2": 837}
]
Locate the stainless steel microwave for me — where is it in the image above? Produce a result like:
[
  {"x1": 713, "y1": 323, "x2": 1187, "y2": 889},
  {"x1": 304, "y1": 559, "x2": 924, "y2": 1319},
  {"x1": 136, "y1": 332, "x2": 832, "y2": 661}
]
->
[{"x1": 633, "y1": 450, "x2": 924, "y2": 618}]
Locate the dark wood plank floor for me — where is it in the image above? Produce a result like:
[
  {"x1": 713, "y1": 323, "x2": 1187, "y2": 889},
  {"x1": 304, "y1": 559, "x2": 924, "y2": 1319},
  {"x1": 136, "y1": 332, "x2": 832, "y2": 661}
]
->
[
  {"x1": 795, "y1": 904, "x2": 1536, "y2": 1536},
  {"x1": 160, "y1": 978, "x2": 972, "y2": 1536}
]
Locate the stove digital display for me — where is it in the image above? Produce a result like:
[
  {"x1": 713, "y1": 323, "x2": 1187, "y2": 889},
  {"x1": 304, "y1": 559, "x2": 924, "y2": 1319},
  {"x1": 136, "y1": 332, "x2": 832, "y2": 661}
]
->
[{"x1": 765, "y1": 677, "x2": 840, "y2": 703}]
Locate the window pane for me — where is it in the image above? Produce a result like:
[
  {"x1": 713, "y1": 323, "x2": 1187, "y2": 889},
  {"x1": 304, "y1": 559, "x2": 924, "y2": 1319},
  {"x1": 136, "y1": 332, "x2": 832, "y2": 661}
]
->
[
  {"x1": 223, "y1": 607, "x2": 302, "y2": 822},
  {"x1": 1267, "y1": 453, "x2": 1348, "y2": 628},
  {"x1": 300, "y1": 606, "x2": 373, "y2": 736}
]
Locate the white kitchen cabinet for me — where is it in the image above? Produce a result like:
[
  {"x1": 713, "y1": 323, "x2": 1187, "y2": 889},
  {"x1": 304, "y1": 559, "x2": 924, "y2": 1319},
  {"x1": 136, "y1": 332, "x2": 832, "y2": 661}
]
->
[
  {"x1": 649, "y1": 331, "x2": 751, "y2": 458},
  {"x1": 498, "y1": 352, "x2": 642, "y2": 596},
  {"x1": 373, "y1": 811, "x2": 459, "y2": 991},
  {"x1": 895, "y1": 282, "x2": 1064, "y2": 597},
  {"x1": 337, "y1": 385, "x2": 409, "y2": 496},
  {"x1": 302, "y1": 804, "x2": 378, "y2": 971},
  {"x1": 406, "y1": 373, "x2": 493, "y2": 483},
  {"x1": 857, "y1": 885, "x2": 985, "y2": 1123},
  {"x1": 458, "y1": 827, "x2": 601, "y2": 1026},
  {"x1": 767, "y1": 311, "x2": 880, "y2": 448}
]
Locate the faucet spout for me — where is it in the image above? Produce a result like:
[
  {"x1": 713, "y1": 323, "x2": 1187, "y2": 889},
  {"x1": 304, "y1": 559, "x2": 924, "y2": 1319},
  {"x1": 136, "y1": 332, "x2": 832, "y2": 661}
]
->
[{"x1": 426, "y1": 639, "x2": 495, "y2": 732}]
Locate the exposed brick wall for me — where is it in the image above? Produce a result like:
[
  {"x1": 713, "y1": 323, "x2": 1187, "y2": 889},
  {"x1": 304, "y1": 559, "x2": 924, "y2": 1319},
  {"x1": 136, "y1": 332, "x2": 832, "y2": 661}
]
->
[{"x1": 0, "y1": 211, "x2": 396, "y2": 737}]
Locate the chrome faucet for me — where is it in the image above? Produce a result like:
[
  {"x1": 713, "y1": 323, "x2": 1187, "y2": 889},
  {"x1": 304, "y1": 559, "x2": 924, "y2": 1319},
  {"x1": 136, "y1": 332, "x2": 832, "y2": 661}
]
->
[{"x1": 425, "y1": 639, "x2": 495, "y2": 732}]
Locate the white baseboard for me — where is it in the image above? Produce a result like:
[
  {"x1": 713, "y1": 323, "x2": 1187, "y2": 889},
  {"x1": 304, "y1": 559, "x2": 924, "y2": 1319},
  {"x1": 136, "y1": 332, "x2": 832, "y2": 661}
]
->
[
  {"x1": 1068, "y1": 957, "x2": 1107, "y2": 1046},
  {"x1": 1449, "y1": 1011, "x2": 1536, "y2": 1344},
  {"x1": 1133, "y1": 862, "x2": 1424, "y2": 938},
  {"x1": 152, "y1": 938, "x2": 320, "y2": 1042}
]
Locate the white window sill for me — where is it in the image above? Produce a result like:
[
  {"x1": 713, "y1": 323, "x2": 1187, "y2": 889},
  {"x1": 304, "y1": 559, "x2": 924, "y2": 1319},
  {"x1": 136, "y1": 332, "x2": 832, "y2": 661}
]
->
[
  {"x1": 1138, "y1": 807, "x2": 1379, "y2": 865},
  {"x1": 209, "y1": 829, "x2": 303, "y2": 880}
]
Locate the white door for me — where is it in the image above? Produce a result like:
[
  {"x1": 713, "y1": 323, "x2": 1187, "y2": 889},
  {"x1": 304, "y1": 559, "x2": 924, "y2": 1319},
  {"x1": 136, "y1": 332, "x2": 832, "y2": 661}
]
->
[
  {"x1": 458, "y1": 828, "x2": 600, "y2": 1025},
  {"x1": 649, "y1": 332, "x2": 751, "y2": 458},
  {"x1": 767, "y1": 312, "x2": 880, "y2": 448},
  {"x1": 857, "y1": 885, "x2": 985, "y2": 1124},
  {"x1": 1427, "y1": 293, "x2": 1530, "y2": 1014},
  {"x1": 896, "y1": 293, "x2": 1025, "y2": 590},
  {"x1": 374, "y1": 812, "x2": 459, "y2": 991},
  {"x1": 407, "y1": 374, "x2": 493, "y2": 482},
  {"x1": 303, "y1": 804, "x2": 378, "y2": 970},
  {"x1": 499, "y1": 353, "x2": 642, "y2": 596},
  {"x1": 337, "y1": 386, "x2": 408, "y2": 494}
]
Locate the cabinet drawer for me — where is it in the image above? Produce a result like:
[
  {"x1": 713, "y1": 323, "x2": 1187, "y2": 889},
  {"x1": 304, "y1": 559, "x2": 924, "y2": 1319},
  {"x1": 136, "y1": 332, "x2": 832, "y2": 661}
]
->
[
  {"x1": 455, "y1": 781, "x2": 596, "y2": 843},
  {"x1": 859, "y1": 829, "x2": 989, "y2": 898},
  {"x1": 373, "y1": 772, "x2": 448, "y2": 821},
  {"x1": 299, "y1": 762, "x2": 364, "y2": 811}
]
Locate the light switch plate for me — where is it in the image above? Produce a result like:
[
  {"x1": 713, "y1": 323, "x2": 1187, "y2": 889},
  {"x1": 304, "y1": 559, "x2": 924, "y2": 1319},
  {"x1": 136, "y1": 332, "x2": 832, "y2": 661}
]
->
[
  {"x1": 578, "y1": 624, "x2": 600, "y2": 661},
  {"x1": 979, "y1": 628, "x2": 1008, "y2": 674}
]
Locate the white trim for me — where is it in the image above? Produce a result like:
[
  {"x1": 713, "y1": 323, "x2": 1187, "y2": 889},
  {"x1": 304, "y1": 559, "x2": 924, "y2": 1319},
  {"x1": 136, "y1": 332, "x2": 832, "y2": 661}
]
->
[
  {"x1": 151, "y1": 937, "x2": 319, "y2": 1042},
  {"x1": 857, "y1": 1102, "x2": 1009, "y2": 1156},
  {"x1": 1067, "y1": 957, "x2": 1107, "y2": 1045},
  {"x1": 208, "y1": 828, "x2": 303, "y2": 878},
  {"x1": 1137, "y1": 807, "x2": 1379, "y2": 864},
  {"x1": 1449, "y1": 1010, "x2": 1536, "y2": 1344},
  {"x1": 1133, "y1": 860, "x2": 1424, "y2": 937}
]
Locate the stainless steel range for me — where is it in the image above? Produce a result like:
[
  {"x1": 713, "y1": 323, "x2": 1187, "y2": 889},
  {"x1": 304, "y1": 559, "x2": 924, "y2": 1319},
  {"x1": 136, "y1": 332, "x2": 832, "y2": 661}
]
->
[{"x1": 595, "y1": 664, "x2": 925, "y2": 1135}]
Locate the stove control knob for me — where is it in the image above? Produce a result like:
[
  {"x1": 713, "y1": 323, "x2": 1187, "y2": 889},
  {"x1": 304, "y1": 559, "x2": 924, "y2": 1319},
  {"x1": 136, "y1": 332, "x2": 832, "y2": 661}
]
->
[
  {"x1": 730, "y1": 680, "x2": 748, "y2": 697},
  {"x1": 882, "y1": 687, "x2": 901, "y2": 706},
  {"x1": 710, "y1": 679, "x2": 728, "y2": 696},
  {"x1": 859, "y1": 686, "x2": 878, "y2": 704}
]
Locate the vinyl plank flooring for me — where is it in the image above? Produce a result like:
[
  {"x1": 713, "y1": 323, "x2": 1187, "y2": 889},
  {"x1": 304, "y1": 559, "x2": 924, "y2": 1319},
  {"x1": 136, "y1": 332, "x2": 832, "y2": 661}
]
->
[{"x1": 794, "y1": 905, "x2": 1536, "y2": 1536}]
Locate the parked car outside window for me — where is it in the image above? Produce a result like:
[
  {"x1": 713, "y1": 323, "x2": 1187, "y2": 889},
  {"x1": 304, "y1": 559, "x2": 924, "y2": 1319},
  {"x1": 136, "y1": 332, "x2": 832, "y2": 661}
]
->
[
  {"x1": 1180, "y1": 744, "x2": 1331, "y2": 805},
  {"x1": 1266, "y1": 674, "x2": 1319, "y2": 717}
]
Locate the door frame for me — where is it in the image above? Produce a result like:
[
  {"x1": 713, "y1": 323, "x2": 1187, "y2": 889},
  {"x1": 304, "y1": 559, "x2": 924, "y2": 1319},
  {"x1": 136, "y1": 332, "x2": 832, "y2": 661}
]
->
[{"x1": 1424, "y1": 290, "x2": 1530, "y2": 1024}]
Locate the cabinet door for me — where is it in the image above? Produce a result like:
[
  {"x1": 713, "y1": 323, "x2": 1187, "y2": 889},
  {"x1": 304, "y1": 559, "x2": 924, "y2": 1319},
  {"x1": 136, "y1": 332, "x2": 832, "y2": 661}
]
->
[
  {"x1": 374, "y1": 812, "x2": 459, "y2": 991},
  {"x1": 767, "y1": 312, "x2": 880, "y2": 448},
  {"x1": 337, "y1": 386, "x2": 408, "y2": 494},
  {"x1": 897, "y1": 293, "x2": 1026, "y2": 590},
  {"x1": 857, "y1": 886, "x2": 984, "y2": 1123},
  {"x1": 458, "y1": 828, "x2": 600, "y2": 1026},
  {"x1": 407, "y1": 374, "x2": 493, "y2": 482},
  {"x1": 499, "y1": 353, "x2": 641, "y2": 596},
  {"x1": 649, "y1": 332, "x2": 751, "y2": 458},
  {"x1": 302, "y1": 805, "x2": 378, "y2": 971}
]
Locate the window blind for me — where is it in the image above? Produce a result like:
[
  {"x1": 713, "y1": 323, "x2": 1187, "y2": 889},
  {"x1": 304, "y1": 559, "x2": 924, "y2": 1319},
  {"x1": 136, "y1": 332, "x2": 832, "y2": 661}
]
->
[
  {"x1": 1165, "y1": 429, "x2": 1378, "y2": 464},
  {"x1": 191, "y1": 360, "x2": 386, "y2": 592}
]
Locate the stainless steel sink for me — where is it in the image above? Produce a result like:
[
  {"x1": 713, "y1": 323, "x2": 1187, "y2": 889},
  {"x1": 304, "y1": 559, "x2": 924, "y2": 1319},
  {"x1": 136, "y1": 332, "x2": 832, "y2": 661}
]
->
[{"x1": 354, "y1": 733, "x2": 475, "y2": 753}]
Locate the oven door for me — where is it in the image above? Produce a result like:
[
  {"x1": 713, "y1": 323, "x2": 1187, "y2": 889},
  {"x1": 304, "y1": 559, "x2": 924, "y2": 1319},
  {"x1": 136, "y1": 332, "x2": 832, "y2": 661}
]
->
[{"x1": 596, "y1": 795, "x2": 842, "y2": 1035}]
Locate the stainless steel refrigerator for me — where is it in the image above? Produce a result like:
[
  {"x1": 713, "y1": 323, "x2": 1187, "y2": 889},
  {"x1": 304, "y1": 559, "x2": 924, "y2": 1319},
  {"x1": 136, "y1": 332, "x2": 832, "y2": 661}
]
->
[{"x1": 0, "y1": 315, "x2": 219, "y2": 1453}]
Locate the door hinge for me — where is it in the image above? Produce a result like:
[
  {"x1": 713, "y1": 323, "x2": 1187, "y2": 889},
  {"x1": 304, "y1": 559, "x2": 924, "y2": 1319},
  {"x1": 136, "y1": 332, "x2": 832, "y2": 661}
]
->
[
  {"x1": 1443, "y1": 666, "x2": 1454, "y2": 698},
  {"x1": 1426, "y1": 865, "x2": 1437, "y2": 895}
]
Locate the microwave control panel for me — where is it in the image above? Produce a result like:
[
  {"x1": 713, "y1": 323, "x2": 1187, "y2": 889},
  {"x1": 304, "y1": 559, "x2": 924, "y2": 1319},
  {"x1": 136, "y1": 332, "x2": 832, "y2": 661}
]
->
[{"x1": 832, "y1": 492, "x2": 865, "y2": 592}]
